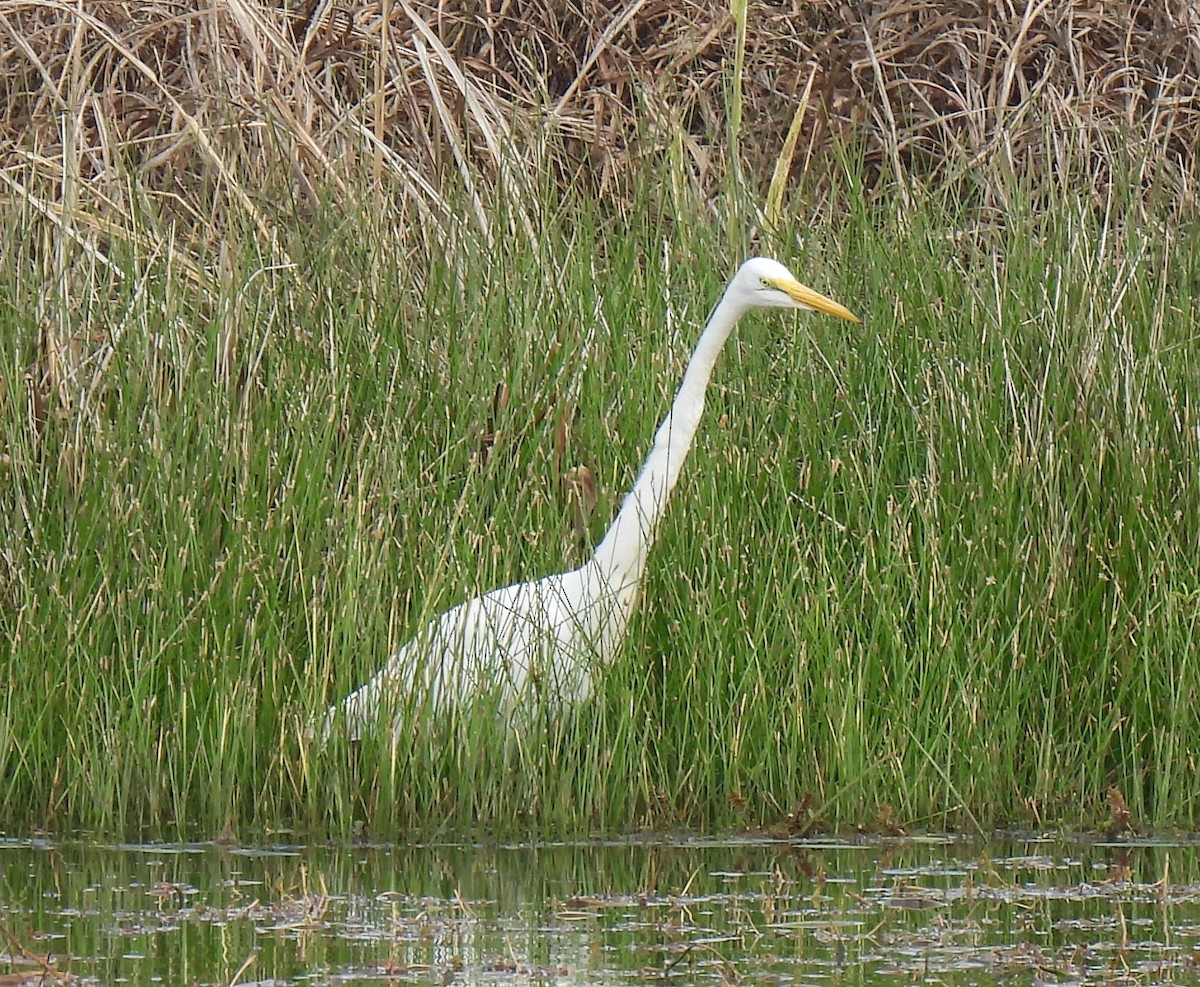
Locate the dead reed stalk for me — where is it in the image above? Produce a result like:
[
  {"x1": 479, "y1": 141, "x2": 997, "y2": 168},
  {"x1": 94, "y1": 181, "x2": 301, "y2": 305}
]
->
[{"x1": 1, "y1": 0, "x2": 1195, "y2": 402}]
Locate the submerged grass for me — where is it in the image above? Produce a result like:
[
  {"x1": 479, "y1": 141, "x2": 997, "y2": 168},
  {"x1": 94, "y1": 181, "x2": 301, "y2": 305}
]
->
[{"x1": 2, "y1": 157, "x2": 1198, "y2": 837}]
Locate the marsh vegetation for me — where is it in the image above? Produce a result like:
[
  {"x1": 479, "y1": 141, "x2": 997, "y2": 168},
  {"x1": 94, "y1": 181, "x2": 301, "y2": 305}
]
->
[{"x1": 1, "y1": 0, "x2": 1197, "y2": 837}]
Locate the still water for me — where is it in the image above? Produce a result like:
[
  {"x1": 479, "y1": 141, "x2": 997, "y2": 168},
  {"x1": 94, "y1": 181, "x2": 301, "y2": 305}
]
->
[{"x1": 2, "y1": 834, "x2": 1199, "y2": 986}]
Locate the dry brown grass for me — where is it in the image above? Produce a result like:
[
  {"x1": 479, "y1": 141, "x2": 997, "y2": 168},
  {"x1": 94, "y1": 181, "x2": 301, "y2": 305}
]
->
[
  {"x1": 2, "y1": 0, "x2": 1196, "y2": 227},
  {"x1": 3, "y1": 1, "x2": 1195, "y2": 416}
]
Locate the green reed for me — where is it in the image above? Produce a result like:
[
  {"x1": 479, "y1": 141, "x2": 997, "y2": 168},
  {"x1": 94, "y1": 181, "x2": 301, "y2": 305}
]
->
[{"x1": 1, "y1": 158, "x2": 1197, "y2": 837}]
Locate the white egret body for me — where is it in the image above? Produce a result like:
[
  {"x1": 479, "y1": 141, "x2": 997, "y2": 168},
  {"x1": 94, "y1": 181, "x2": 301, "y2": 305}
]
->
[{"x1": 324, "y1": 257, "x2": 858, "y2": 738}]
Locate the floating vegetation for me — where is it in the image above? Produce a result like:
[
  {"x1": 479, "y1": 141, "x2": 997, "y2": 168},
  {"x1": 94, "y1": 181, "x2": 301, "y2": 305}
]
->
[{"x1": 2, "y1": 836, "x2": 1200, "y2": 986}]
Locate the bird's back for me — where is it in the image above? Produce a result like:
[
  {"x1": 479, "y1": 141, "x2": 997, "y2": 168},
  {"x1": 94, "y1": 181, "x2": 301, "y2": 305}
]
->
[{"x1": 325, "y1": 560, "x2": 632, "y2": 739}]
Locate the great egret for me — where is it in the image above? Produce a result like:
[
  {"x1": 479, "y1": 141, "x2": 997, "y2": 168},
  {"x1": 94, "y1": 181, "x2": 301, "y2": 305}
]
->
[{"x1": 322, "y1": 257, "x2": 858, "y2": 738}]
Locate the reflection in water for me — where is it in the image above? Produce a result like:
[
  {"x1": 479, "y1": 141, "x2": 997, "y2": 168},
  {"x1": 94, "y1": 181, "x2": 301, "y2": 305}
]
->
[{"x1": 1, "y1": 835, "x2": 1199, "y2": 985}]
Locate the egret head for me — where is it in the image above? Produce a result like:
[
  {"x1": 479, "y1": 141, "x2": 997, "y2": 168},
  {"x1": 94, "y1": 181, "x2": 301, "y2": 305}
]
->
[{"x1": 731, "y1": 256, "x2": 859, "y2": 323}]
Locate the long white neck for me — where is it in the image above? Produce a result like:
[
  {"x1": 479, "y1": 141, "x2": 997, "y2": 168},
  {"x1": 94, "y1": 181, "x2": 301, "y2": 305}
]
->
[{"x1": 591, "y1": 286, "x2": 749, "y2": 592}]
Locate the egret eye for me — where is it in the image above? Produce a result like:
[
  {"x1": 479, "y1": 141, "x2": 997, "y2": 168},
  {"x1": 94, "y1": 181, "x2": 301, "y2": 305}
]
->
[{"x1": 759, "y1": 277, "x2": 773, "y2": 289}]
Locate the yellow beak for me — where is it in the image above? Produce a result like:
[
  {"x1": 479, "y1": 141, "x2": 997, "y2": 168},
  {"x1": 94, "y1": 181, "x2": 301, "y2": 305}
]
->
[{"x1": 770, "y1": 277, "x2": 860, "y2": 323}]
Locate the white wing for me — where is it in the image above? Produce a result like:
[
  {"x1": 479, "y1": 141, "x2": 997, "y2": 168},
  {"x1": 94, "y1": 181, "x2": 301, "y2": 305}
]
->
[{"x1": 323, "y1": 560, "x2": 631, "y2": 739}]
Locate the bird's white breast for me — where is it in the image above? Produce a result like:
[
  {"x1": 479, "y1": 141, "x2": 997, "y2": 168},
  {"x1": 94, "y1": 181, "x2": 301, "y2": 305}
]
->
[{"x1": 324, "y1": 561, "x2": 633, "y2": 739}]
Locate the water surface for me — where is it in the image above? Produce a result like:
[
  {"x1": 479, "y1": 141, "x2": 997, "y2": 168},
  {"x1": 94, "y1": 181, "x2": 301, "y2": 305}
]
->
[{"x1": 2, "y1": 833, "x2": 1199, "y2": 985}]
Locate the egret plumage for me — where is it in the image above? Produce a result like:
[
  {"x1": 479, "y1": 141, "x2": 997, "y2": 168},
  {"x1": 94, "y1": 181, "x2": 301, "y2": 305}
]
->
[{"x1": 322, "y1": 257, "x2": 859, "y2": 738}]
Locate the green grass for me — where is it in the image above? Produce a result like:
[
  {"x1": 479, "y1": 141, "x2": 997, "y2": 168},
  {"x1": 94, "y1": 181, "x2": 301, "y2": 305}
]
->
[{"x1": 1, "y1": 160, "x2": 1198, "y2": 838}]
